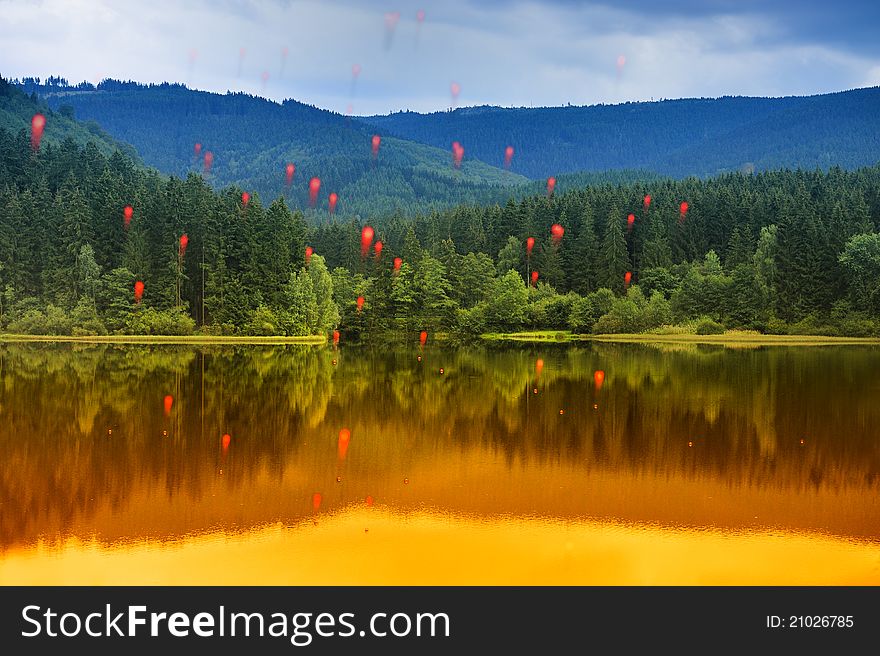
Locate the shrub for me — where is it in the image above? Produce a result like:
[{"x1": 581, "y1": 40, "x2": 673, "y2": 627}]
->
[
  {"x1": 7, "y1": 304, "x2": 73, "y2": 335},
  {"x1": 70, "y1": 299, "x2": 107, "y2": 336},
  {"x1": 765, "y1": 317, "x2": 788, "y2": 335},
  {"x1": 8, "y1": 309, "x2": 49, "y2": 334},
  {"x1": 592, "y1": 287, "x2": 671, "y2": 334},
  {"x1": 542, "y1": 293, "x2": 576, "y2": 329},
  {"x1": 639, "y1": 267, "x2": 679, "y2": 299},
  {"x1": 244, "y1": 305, "x2": 280, "y2": 336},
  {"x1": 455, "y1": 303, "x2": 488, "y2": 336},
  {"x1": 569, "y1": 288, "x2": 615, "y2": 333},
  {"x1": 125, "y1": 307, "x2": 196, "y2": 335},
  {"x1": 694, "y1": 317, "x2": 725, "y2": 335}
]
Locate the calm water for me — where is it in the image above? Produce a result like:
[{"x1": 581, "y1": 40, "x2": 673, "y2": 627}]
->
[{"x1": 0, "y1": 341, "x2": 878, "y2": 585}]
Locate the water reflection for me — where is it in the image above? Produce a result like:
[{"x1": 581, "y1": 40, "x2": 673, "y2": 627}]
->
[{"x1": 0, "y1": 342, "x2": 878, "y2": 584}]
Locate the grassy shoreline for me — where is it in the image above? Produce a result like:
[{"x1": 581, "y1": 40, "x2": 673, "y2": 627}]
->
[
  {"x1": 0, "y1": 334, "x2": 327, "y2": 345},
  {"x1": 3, "y1": 331, "x2": 878, "y2": 347},
  {"x1": 482, "y1": 330, "x2": 880, "y2": 346}
]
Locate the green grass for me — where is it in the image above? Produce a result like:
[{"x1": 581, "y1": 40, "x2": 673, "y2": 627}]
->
[
  {"x1": 7, "y1": 330, "x2": 878, "y2": 348},
  {"x1": 586, "y1": 332, "x2": 880, "y2": 346},
  {"x1": 0, "y1": 334, "x2": 327, "y2": 345},
  {"x1": 481, "y1": 330, "x2": 576, "y2": 342},
  {"x1": 480, "y1": 329, "x2": 880, "y2": 346}
]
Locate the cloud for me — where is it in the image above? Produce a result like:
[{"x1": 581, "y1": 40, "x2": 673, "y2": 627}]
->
[{"x1": 0, "y1": 0, "x2": 877, "y2": 115}]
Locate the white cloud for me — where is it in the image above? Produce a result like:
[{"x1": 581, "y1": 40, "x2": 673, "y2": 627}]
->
[{"x1": 0, "y1": 0, "x2": 876, "y2": 114}]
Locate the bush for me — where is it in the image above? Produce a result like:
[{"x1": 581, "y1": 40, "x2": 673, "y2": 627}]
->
[
  {"x1": 593, "y1": 287, "x2": 671, "y2": 334},
  {"x1": 694, "y1": 317, "x2": 726, "y2": 335},
  {"x1": 455, "y1": 303, "x2": 488, "y2": 336},
  {"x1": 7, "y1": 309, "x2": 49, "y2": 334},
  {"x1": 542, "y1": 293, "x2": 576, "y2": 329},
  {"x1": 765, "y1": 316, "x2": 788, "y2": 335},
  {"x1": 70, "y1": 298, "x2": 107, "y2": 336},
  {"x1": 7, "y1": 304, "x2": 73, "y2": 335},
  {"x1": 835, "y1": 316, "x2": 877, "y2": 337},
  {"x1": 569, "y1": 288, "x2": 615, "y2": 333},
  {"x1": 787, "y1": 314, "x2": 830, "y2": 336},
  {"x1": 594, "y1": 298, "x2": 642, "y2": 333},
  {"x1": 639, "y1": 267, "x2": 679, "y2": 299},
  {"x1": 643, "y1": 291, "x2": 672, "y2": 329},
  {"x1": 525, "y1": 301, "x2": 546, "y2": 329},
  {"x1": 125, "y1": 307, "x2": 196, "y2": 335},
  {"x1": 829, "y1": 302, "x2": 878, "y2": 337},
  {"x1": 244, "y1": 305, "x2": 280, "y2": 336}
]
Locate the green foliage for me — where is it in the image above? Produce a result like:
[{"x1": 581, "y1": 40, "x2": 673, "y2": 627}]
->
[
  {"x1": 0, "y1": 77, "x2": 139, "y2": 161},
  {"x1": 453, "y1": 252, "x2": 496, "y2": 308},
  {"x1": 496, "y1": 236, "x2": 523, "y2": 278},
  {"x1": 568, "y1": 288, "x2": 615, "y2": 333},
  {"x1": 413, "y1": 255, "x2": 454, "y2": 328},
  {"x1": 125, "y1": 306, "x2": 196, "y2": 335},
  {"x1": 244, "y1": 304, "x2": 281, "y2": 336},
  {"x1": 17, "y1": 78, "x2": 526, "y2": 218},
  {"x1": 455, "y1": 303, "x2": 489, "y2": 337},
  {"x1": 485, "y1": 270, "x2": 529, "y2": 331},
  {"x1": 839, "y1": 233, "x2": 880, "y2": 313},
  {"x1": 598, "y1": 207, "x2": 631, "y2": 294},
  {"x1": 593, "y1": 286, "x2": 671, "y2": 334},
  {"x1": 7, "y1": 304, "x2": 72, "y2": 335},
  {"x1": 694, "y1": 317, "x2": 726, "y2": 335},
  {"x1": 70, "y1": 297, "x2": 107, "y2": 335},
  {"x1": 670, "y1": 263, "x2": 730, "y2": 323},
  {"x1": 537, "y1": 293, "x2": 577, "y2": 330},
  {"x1": 3, "y1": 94, "x2": 880, "y2": 339},
  {"x1": 365, "y1": 87, "x2": 880, "y2": 179},
  {"x1": 638, "y1": 267, "x2": 679, "y2": 299},
  {"x1": 725, "y1": 264, "x2": 769, "y2": 329}
]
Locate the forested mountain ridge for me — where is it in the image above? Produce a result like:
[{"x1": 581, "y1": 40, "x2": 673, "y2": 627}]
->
[
  {"x1": 14, "y1": 77, "x2": 528, "y2": 217},
  {"x1": 363, "y1": 87, "x2": 880, "y2": 179},
  {"x1": 0, "y1": 77, "x2": 139, "y2": 162},
  {"x1": 3, "y1": 119, "x2": 880, "y2": 340}
]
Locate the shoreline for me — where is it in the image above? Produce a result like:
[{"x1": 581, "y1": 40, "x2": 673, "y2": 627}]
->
[
  {"x1": 0, "y1": 334, "x2": 327, "y2": 345},
  {"x1": 481, "y1": 330, "x2": 880, "y2": 346},
  {"x1": 2, "y1": 331, "x2": 879, "y2": 347}
]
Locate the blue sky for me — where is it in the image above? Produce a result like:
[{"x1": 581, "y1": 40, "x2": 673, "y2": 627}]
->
[{"x1": 1, "y1": 0, "x2": 878, "y2": 114}]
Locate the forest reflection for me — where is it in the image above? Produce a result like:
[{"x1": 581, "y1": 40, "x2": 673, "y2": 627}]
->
[{"x1": 1, "y1": 341, "x2": 878, "y2": 553}]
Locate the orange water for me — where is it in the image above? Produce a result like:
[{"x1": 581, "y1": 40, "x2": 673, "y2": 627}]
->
[{"x1": 0, "y1": 342, "x2": 877, "y2": 584}]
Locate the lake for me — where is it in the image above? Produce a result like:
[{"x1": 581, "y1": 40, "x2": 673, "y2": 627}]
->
[{"x1": 0, "y1": 341, "x2": 878, "y2": 585}]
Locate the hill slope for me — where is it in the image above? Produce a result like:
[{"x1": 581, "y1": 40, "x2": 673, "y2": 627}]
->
[
  {"x1": 0, "y1": 77, "x2": 138, "y2": 161},
  {"x1": 19, "y1": 78, "x2": 527, "y2": 216},
  {"x1": 363, "y1": 88, "x2": 880, "y2": 179}
]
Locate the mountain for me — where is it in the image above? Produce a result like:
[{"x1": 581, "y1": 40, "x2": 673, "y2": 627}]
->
[
  {"x1": 16, "y1": 78, "x2": 527, "y2": 217},
  {"x1": 0, "y1": 77, "x2": 138, "y2": 161},
  {"x1": 363, "y1": 87, "x2": 880, "y2": 179}
]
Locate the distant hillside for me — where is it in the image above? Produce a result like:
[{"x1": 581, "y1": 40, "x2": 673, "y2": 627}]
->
[
  {"x1": 0, "y1": 77, "x2": 138, "y2": 161},
  {"x1": 363, "y1": 88, "x2": 880, "y2": 179},
  {"x1": 18, "y1": 78, "x2": 527, "y2": 217}
]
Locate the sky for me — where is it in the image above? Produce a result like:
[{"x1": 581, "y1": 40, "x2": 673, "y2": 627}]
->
[{"x1": 2, "y1": 0, "x2": 879, "y2": 115}]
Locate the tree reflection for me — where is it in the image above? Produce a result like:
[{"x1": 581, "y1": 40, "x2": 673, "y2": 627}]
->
[{"x1": 0, "y1": 342, "x2": 878, "y2": 548}]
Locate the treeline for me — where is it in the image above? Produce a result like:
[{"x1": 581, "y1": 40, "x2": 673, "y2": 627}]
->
[
  {"x1": 17, "y1": 77, "x2": 527, "y2": 217},
  {"x1": 2, "y1": 128, "x2": 880, "y2": 338},
  {"x1": 0, "y1": 77, "x2": 139, "y2": 161},
  {"x1": 366, "y1": 88, "x2": 880, "y2": 178},
  {"x1": 311, "y1": 160, "x2": 880, "y2": 337}
]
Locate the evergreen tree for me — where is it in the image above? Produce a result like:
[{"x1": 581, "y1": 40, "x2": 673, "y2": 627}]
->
[
  {"x1": 414, "y1": 255, "x2": 454, "y2": 328},
  {"x1": 75, "y1": 244, "x2": 101, "y2": 305},
  {"x1": 598, "y1": 207, "x2": 631, "y2": 294},
  {"x1": 724, "y1": 226, "x2": 754, "y2": 272},
  {"x1": 564, "y1": 205, "x2": 599, "y2": 294},
  {"x1": 496, "y1": 235, "x2": 523, "y2": 278}
]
